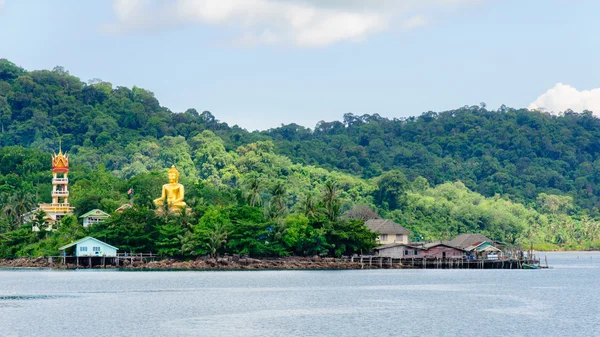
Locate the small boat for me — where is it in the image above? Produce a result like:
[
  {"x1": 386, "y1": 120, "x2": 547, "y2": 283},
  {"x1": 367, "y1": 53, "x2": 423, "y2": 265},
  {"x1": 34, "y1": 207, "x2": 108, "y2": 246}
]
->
[{"x1": 522, "y1": 263, "x2": 540, "y2": 269}]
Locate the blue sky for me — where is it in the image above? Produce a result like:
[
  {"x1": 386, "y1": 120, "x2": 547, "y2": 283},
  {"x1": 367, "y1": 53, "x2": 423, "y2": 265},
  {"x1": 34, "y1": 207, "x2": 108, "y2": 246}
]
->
[{"x1": 1, "y1": 0, "x2": 599, "y2": 130}]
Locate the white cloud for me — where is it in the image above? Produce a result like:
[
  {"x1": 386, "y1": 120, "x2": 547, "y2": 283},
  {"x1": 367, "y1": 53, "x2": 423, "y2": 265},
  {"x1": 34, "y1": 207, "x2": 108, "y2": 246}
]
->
[
  {"x1": 528, "y1": 83, "x2": 600, "y2": 114},
  {"x1": 102, "y1": 0, "x2": 482, "y2": 47}
]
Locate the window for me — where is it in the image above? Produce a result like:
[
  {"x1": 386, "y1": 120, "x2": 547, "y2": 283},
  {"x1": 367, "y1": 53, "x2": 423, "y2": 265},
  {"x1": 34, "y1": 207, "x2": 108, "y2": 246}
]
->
[
  {"x1": 413, "y1": 250, "x2": 419, "y2": 255},
  {"x1": 380, "y1": 234, "x2": 388, "y2": 241},
  {"x1": 80, "y1": 246, "x2": 88, "y2": 252},
  {"x1": 92, "y1": 247, "x2": 100, "y2": 252},
  {"x1": 396, "y1": 234, "x2": 403, "y2": 242},
  {"x1": 404, "y1": 250, "x2": 409, "y2": 256}
]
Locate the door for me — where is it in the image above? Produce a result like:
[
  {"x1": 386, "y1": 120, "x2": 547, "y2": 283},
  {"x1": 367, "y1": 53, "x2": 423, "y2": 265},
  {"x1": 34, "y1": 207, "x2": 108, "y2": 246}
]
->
[{"x1": 442, "y1": 252, "x2": 446, "y2": 259}]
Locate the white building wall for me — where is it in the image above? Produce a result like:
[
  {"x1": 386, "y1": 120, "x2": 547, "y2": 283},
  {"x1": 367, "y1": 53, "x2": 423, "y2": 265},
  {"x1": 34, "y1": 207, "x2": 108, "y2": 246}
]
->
[{"x1": 75, "y1": 240, "x2": 117, "y2": 257}]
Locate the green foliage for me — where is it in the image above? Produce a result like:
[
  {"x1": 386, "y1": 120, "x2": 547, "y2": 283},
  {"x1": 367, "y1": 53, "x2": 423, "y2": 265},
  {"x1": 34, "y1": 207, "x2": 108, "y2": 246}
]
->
[
  {"x1": 88, "y1": 208, "x2": 158, "y2": 253},
  {"x1": 0, "y1": 60, "x2": 599, "y2": 257},
  {"x1": 374, "y1": 170, "x2": 408, "y2": 211}
]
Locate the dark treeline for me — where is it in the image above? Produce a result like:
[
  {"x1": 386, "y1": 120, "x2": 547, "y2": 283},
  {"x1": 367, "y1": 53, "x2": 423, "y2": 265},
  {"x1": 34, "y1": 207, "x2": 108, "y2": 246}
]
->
[{"x1": 266, "y1": 109, "x2": 600, "y2": 213}]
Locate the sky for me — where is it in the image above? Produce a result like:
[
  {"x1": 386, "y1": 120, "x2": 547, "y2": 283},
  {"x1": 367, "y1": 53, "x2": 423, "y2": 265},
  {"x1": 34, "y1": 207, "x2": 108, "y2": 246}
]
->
[{"x1": 1, "y1": 0, "x2": 599, "y2": 131}]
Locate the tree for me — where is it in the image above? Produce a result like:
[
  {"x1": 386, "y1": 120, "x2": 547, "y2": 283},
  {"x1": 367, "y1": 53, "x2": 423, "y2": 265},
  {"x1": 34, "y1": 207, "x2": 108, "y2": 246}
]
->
[
  {"x1": 244, "y1": 176, "x2": 262, "y2": 207},
  {"x1": 2, "y1": 190, "x2": 35, "y2": 229},
  {"x1": 192, "y1": 207, "x2": 231, "y2": 257},
  {"x1": 374, "y1": 170, "x2": 409, "y2": 210},
  {"x1": 156, "y1": 220, "x2": 186, "y2": 257},
  {"x1": 299, "y1": 192, "x2": 317, "y2": 218},
  {"x1": 343, "y1": 204, "x2": 380, "y2": 221},
  {"x1": 0, "y1": 96, "x2": 11, "y2": 133},
  {"x1": 321, "y1": 181, "x2": 341, "y2": 222}
]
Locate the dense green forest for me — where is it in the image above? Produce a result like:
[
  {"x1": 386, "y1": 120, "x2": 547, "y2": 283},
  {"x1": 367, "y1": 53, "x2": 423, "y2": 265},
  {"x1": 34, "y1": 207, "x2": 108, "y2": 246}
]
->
[{"x1": 1, "y1": 58, "x2": 599, "y2": 258}]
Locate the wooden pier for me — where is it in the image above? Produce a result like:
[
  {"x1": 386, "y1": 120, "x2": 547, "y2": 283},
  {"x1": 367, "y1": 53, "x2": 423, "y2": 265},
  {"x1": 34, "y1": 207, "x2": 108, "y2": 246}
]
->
[
  {"x1": 348, "y1": 256, "x2": 540, "y2": 269},
  {"x1": 50, "y1": 252, "x2": 161, "y2": 268}
]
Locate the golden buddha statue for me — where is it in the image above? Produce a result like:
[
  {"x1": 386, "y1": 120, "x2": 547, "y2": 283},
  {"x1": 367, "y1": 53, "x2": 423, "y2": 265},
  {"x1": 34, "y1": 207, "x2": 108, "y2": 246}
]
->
[{"x1": 154, "y1": 165, "x2": 186, "y2": 211}]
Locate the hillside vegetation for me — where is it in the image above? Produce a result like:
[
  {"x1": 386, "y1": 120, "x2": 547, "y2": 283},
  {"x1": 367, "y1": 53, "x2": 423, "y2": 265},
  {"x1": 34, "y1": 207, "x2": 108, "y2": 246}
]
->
[{"x1": 0, "y1": 59, "x2": 599, "y2": 257}]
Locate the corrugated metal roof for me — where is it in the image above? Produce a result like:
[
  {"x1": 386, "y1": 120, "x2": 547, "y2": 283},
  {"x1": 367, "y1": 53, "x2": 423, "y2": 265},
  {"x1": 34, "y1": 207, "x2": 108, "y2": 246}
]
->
[
  {"x1": 373, "y1": 243, "x2": 421, "y2": 250},
  {"x1": 365, "y1": 219, "x2": 412, "y2": 235},
  {"x1": 447, "y1": 234, "x2": 492, "y2": 249},
  {"x1": 421, "y1": 242, "x2": 466, "y2": 251}
]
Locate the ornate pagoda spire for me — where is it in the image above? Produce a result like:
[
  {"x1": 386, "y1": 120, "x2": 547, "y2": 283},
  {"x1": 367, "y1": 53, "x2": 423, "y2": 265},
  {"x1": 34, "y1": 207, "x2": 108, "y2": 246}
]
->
[{"x1": 52, "y1": 139, "x2": 69, "y2": 173}]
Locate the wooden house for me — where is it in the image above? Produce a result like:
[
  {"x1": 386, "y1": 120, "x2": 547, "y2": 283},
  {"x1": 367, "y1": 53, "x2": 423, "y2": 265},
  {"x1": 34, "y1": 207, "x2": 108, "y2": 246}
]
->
[
  {"x1": 463, "y1": 241, "x2": 502, "y2": 259},
  {"x1": 420, "y1": 242, "x2": 466, "y2": 259},
  {"x1": 79, "y1": 209, "x2": 110, "y2": 227},
  {"x1": 373, "y1": 243, "x2": 424, "y2": 258},
  {"x1": 365, "y1": 219, "x2": 412, "y2": 245},
  {"x1": 58, "y1": 236, "x2": 118, "y2": 257},
  {"x1": 447, "y1": 233, "x2": 492, "y2": 249}
]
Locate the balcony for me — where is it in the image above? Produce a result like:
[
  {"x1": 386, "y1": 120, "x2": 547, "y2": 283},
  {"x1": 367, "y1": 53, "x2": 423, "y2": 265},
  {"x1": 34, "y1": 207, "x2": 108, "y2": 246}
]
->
[
  {"x1": 52, "y1": 190, "x2": 69, "y2": 196},
  {"x1": 52, "y1": 178, "x2": 69, "y2": 184},
  {"x1": 39, "y1": 203, "x2": 73, "y2": 212}
]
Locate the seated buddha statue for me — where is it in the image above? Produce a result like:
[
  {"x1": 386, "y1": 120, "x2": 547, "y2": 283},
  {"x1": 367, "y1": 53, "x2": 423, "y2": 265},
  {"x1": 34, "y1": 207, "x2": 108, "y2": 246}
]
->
[{"x1": 154, "y1": 165, "x2": 186, "y2": 211}]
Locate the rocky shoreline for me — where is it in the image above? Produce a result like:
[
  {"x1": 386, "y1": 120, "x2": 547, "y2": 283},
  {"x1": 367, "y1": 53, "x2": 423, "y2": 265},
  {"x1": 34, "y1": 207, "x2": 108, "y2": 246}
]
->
[{"x1": 0, "y1": 256, "x2": 390, "y2": 271}]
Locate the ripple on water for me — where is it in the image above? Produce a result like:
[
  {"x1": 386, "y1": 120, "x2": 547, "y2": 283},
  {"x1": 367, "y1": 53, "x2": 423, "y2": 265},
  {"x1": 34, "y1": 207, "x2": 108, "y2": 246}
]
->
[{"x1": 0, "y1": 294, "x2": 78, "y2": 301}]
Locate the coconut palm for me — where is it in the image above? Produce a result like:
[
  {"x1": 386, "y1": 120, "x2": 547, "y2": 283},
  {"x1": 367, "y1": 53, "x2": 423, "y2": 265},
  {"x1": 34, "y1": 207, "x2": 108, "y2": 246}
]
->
[
  {"x1": 299, "y1": 192, "x2": 317, "y2": 218},
  {"x1": 2, "y1": 191, "x2": 36, "y2": 229},
  {"x1": 322, "y1": 181, "x2": 341, "y2": 222},
  {"x1": 206, "y1": 223, "x2": 229, "y2": 258},
  {"x1": 245, "y1": 176, "x2": 262, "y2": 207},
  {"x1": 270, "y1": 182, "x2": 287, "y2": 214}
]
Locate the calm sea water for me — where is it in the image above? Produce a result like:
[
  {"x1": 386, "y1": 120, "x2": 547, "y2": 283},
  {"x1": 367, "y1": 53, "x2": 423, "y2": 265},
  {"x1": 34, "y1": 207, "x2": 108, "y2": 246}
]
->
[{"x1": 1, "y1": 252, "x2": 599, "y2": 337}]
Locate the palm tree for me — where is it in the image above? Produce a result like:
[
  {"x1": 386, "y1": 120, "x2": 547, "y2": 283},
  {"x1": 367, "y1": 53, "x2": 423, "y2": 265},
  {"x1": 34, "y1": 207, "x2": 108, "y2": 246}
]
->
[
  {"x1": 245, "y1": 177, "x2": 262, "y2": 207},
  {"x1": 322, "y1": 181, "x2": 341, "y2": 222},
  {"x1": 271, "y1": 182, "x2": 286, "y2": 208},
  {"x1": 300, "y1": 192, "x2": 317, "y2": 218},
  {"x1": 206, "y1": 223, "x2": 229, "y2": 258},
  {"x1": 179, "y1": 231, "x2": 197, "y2": 256},
  {"x1": 2, "y1": 191, "x2": 36, "y2": 229}
]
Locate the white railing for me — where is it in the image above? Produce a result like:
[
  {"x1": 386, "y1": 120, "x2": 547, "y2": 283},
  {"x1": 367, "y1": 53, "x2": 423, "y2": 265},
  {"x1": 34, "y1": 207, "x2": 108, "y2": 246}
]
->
[
  {"x1": 52, "y1": 178, "x2": 69, "y2": 184},
  {"x1": 39, "y1": 203, "x2": 73, "y2": 211},
  {"x1": 52, "y1": 190, "x2": 69, "y2": 196}
]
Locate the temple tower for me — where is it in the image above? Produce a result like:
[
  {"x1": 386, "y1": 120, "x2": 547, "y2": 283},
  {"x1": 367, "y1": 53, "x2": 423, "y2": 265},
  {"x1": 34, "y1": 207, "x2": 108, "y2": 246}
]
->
[
  {"x1": 51, "y1": 147, "x2": 70, "y2": 206},
  {"x1": 35, "y1": 145, "x2": 74, "y2": 225}
]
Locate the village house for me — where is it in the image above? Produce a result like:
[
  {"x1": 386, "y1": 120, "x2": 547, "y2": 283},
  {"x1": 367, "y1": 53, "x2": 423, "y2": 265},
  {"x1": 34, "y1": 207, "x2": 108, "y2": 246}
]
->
[
  {"x1": 463, "y1": 241, "x2": 503, "y2": 260},
  {"x1": 373, "y1": 243, "x2": 424, "y2": 258},
  {"x1": 447, "y1": 233, "x2": 492, "y2": 249},
  {"x1": 58, "y1": 236, "x2": 118, "y2": 257},
  {"x1": 365, "y1": 219, "x2": 412, "y2": 245},
  {"x1": 80, "y1": 209, "x2": 110, "y2": 227},
  {"x1": 419, "y1": 242, "x2": 466, "y2": 259}
]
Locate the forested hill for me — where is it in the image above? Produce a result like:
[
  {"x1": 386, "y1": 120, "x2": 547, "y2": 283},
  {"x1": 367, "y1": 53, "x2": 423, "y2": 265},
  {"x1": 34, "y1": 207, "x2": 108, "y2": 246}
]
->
[
  {"x1": 265, "y1": 108, "x2": 600, "y2": 212},
  {"x1": 1, "y1": 58, "x2": 600, "y2": 214}
]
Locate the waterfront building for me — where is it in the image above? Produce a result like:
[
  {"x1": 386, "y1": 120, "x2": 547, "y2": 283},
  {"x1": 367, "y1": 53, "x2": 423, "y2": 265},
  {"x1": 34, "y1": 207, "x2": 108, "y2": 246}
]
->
[
  {"x1": 58, "y1": 236, "x2": 118, "y2": 257},
  {"x1": 374, "y1": 242, "x2": 466, "y2": 259},
  {"x1": 420, "y1": 242, "x2": 466, "y2": 259},
  {"x1": 373, "y1": 243, "x2": 424, "y2": 258},
  {"x1": 25, "y1": 146, "x2": 74, "y2": 230},
  {"x1": 79, "y1": 209, "x2": 110, "y2": 227},
  {"x1": 447, "y1": 233, "x2": 492, "y2": 249},
  {"x1": 365, "y1": 219, "x2": 412, "y2": 245},
  {"x1": 463, "y1": 241, "x2": 503, "y2": 259}
]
